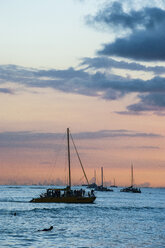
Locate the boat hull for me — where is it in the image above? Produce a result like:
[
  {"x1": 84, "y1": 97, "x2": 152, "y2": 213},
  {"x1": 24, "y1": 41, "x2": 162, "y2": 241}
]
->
[
  {"x1": 30, "y1": 196, "x2": 96, "y2": 203},
  {"x1": 120, "y1": 187, "x2": 141, "y2": 193}
]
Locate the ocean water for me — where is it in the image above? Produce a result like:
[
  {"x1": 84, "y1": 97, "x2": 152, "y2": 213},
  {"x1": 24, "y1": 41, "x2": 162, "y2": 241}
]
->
[{"x1": 0, "y1": 186, "x2": 164, "y2": 248}]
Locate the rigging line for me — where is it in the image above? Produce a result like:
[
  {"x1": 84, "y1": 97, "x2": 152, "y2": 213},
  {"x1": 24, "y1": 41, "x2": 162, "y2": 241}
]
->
[
  {"x1": 131, "y1": 163, "x2": 134, "y2": 187},
  {"x1": 70, "y1": 133, "x2": 89, "y2": 185},
  {"x1": 79, "y1": 175, "x2": 85, "y2": 183},
  {"x1": 48, "y1": 132, "x2": 66, "y2": 183}
]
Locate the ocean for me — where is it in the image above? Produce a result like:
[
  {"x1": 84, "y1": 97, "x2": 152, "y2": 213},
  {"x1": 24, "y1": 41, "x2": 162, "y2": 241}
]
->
[{"x1": 0, "y1": 185, "x2": 164, "y2": 248}]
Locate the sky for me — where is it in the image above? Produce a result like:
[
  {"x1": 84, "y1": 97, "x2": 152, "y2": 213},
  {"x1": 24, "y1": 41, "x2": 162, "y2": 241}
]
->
[{"x1": 0, "y1": 0, "x2": 165, "y2": 187}]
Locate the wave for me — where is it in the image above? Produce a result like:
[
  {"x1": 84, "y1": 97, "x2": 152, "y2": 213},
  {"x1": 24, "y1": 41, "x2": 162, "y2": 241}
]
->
[
  {"x1": 29, "y1": 186, "x2": 47, "y2": 189},
  {"x1": 0, "y1": 197, "x2": 164, "y2": 211},
  {"x1": 0, "y1": 207, "x2": 61, "y2": 216},
  {"x1": 92, "y1": 205, "x2": 165, "y2": 211},
  {"x1": 6, "y1": 186, "x2": 23, "y2": 189},
  {"x1": 0, "y1": 205, "x2": 164, "y2": 218}
]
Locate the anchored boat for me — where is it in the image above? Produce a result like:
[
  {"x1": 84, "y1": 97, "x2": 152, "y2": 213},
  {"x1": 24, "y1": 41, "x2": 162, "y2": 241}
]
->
[
  {"x1": 111, "y1": 178, "x2": 118, "y2": 188},
  {"x1": 95, "y1": 167, "x2": 113, "y2": 192},
  {"x1": 87, "y1": 167, "x2": 113, "y2": 191},
  {"x1": 30, "y1": 128, "x2": 96, "y2": 203},
  {"x1": 120, "y1": 164, "x2": 141, "y2": 193}
]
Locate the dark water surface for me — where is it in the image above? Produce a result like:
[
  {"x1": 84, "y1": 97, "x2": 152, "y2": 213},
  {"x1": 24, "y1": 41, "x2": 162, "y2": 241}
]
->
[{"x1": 0, "y1": 186, "x2": 164, "y2": 248}]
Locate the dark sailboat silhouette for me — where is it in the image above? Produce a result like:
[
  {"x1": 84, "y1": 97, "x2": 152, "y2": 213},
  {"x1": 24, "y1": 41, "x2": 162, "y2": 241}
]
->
[
  {"x1": 111, "y1": 178, "x2": 118, "y2": 188},
  {"x1": 95, "y1": 167, "x2": 113, "y2": 192},
  {"x1": 120, "y1": 164, "x2": 141, "y2": 193},
  {"x1": 87, "y1": 169, "x2": 98, "y2": 189},
  {"x1": 30, "y1": 128, "x2": 96, "y2": 203}
]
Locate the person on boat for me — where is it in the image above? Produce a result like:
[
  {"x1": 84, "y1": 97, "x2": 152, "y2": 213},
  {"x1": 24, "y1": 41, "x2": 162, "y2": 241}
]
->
[{"x1": 38, "y1": 226, "x2": 53, "y2": 232}]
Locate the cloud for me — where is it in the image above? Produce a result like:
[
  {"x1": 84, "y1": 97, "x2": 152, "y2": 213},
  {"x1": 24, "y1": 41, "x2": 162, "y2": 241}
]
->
[
  {"x1": 126, "y1": 92, "x2": 165, "y2": 113},
  {"x1": 73, "y1": 129, "x2": 162, "y2": 139},
  {"x1": 1, "y1": 64, "x2": 165, "y2": 115},
  {"x1": 80, "y1": 56, "x2": 165, "y2": 75},
  {"x1": 0, "y1": 131, "x2": 66, "y2": 149},
  {"x1": 87, "y1": 2, "x2": 165, "y2": 31},
  {"x1": 124, "y1": 145, "x2": 160, "y2": 150},
  {"x1": 98, "y1": 26, "x2": 165, "y2": 61},
  {"x1": 0, "y1": 88, "x2": 14, "y2": 94},
  {"x1": 87, "y1": 2, "x2": 165, "y2": 61},
  {"x1": 0, "y1": 129, "x2": 162, "y2": 149},
  {"x1": 1, "y1": 65, "x2": 165, "y2": 95},
  {"x1": 0, "y1": 3, "x2": 165, "y2": 116}
]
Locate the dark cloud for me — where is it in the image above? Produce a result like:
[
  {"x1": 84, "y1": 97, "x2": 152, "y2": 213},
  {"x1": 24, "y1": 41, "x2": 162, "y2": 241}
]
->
[
  {"x1": 1, "y1": 65, "x2": 165, "y2": 95},
  {"x1": 81, "y1": 56, "x2": 165, "y2": 75},
  {"x1": 0, "y1": 131, "x2": 64, "y2": 142},
  {"x1": 125, "y1": 92, "x2": 165, "y2": 113},
  {"x1": 98, "y1": 27, "x2": 165, "y2": 61},
  {"x1": 0, "y1": 129, "x2": 162, "y2": 149},
  {"x1": 0, "y1": 88, "x2": 14, "y2": 94},
  {"x1": 1, "y1": 64, "x2": 165, "y2": 114},
  {"x1": 87, "y1": 2, "x2": 165, "y2": 61},
  {"x1": 116, "y1": 111, "x2": 145, "y2": 116},
  {"x1": 116, "y1": 91, "x2": 165, "y2": 115},
  {"x1": 0, "y1": 131, "x2": 66, "y2": 149},
  {"x1": 73, "y1": 129, "x2": 162, "y2": 139},
  {"x1": 35, "y1": 67, "x2": 88, "y2": 80},
  {"x1": 87, "y1": 2, "x2": 165, "y2": 31}
]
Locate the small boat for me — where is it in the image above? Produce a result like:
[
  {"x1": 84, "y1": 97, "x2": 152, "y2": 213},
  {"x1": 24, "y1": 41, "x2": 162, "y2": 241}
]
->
[
  {"x1": 120, "y1": 185, "x2": 141, "y2": 193},
  {"x1": 95, "y1": 167, "x2": 113, "y2": 192},
  {"x1": 30, "y1": 128, "x2": 96, "y2": 203},
  {"x1": 87, "y1": 169, "x2": 98, "y2": 188},
  {"x1": 120, "y1": 164, "x2": 141, "y2": 193},
  {"x1": 111, "y1": 178, "x2": 118, "y2": 188}
]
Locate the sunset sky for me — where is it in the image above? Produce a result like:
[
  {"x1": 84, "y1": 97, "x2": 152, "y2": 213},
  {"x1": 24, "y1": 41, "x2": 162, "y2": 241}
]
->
[{"x1": 0, "y1": 0, "x2": 165, "y2": 187}]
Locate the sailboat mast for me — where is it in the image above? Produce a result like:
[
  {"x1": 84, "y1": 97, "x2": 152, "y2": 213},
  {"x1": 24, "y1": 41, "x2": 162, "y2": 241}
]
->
[
  {"x1": 70, "y1": 133, "x2": 89, "y2": 185},
  {"x1": 67, "y1": 128, "x2": 71, "y2": 188},
  {"x1": 101, "y1": 167, "x2": 103, "y2": 187},
  {"x1": 131, "y1": 164, "x2": 134, "y2": 187},
  {"x1": 94, "y1": 169, "x2": 96, "y2": 184}
]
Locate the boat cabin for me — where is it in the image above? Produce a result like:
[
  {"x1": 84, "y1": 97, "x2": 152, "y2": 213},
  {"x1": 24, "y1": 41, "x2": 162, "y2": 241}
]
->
[{"x1": 40, "y1": 187, "x2": 95, "y2": 199}]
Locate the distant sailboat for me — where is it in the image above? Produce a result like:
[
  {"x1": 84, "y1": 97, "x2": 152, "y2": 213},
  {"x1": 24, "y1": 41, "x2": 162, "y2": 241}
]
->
[
  {"x1": 30, "y1": 128, "x2": 96, "y2": 203},
  {"x1": 120, "y1": 164, "x2": 141, "y2": 193},
  {"x1": 95, "y1": 167, "x2": 113, "y2": 192},
  {"x1": 111, "y1": 178, "x2": 118, "y2": 188},
  {"x1": 87, "y1": 169, "x2": 98, "y2": 189}
]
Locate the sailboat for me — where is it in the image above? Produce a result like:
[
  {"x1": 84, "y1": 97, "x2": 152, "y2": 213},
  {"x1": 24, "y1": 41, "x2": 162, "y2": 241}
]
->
[
  {"x1": 120, "y1": 164, "x2": 141, "y2": 193},
  {"x1": 87, "y1": 169, "x2": 98, "y2": 189},
  {"x1": 95, "y1": 167, "x2": 113, "y2": 192},
  {"x1": 30, "y1": 128, "x2": 96, "y2": 203},
  {"x1": 111, "y1": 178, "x2": 118, "y2": 188}
]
